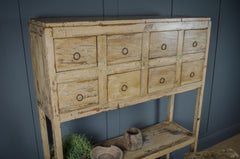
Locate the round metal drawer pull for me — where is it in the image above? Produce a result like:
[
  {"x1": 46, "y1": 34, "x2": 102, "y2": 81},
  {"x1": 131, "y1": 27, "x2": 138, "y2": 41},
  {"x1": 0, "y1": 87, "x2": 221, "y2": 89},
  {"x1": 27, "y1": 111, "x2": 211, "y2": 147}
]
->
[
  {"x1": 190, "y1": 72, "x2": 195, "y2": 78},
  {"x1": 122, "y1": 48, "x2": 128, "y2": 55},
  {"x1": 76, "y1": 94, "x2": 83, "y2": 101},
  {"x1": 161, "y1": 43, "x2": 167, "y2": 50},
  {"x1": 192, "y1": 41, "x2": 198, "y2": 47},
  {"x1": 121, "y1": 84, "x2": 128, "y2": 91},
  {"x1": 159, "y1": 77, "x2": 165, "y2": 84},
  {"x1": 73, "y1": 52, "x2": 81, "y2": 60}
]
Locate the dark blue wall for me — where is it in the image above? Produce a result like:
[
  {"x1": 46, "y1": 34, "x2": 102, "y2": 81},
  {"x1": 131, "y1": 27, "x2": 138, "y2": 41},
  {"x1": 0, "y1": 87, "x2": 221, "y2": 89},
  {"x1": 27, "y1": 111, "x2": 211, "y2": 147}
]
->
[{"x1": 0, "y1": 0, "x2": 240, "y2": 158}]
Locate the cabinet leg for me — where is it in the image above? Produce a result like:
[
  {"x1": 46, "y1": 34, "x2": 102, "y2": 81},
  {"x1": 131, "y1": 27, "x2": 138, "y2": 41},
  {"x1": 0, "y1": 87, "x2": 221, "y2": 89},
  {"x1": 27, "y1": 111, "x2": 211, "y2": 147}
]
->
[
  {"x1": 166, "y1": 153, "x2": 170, "y2": 159},
  {"x1": 52, "y1": 120, "x2": 63, "y2": 159},
  {"x1": 166, "y1": 95, "x2": 175, "y2": 159},
  {"x1": 167, "y1": 95, "x2": 175, "y2": 122},
  {"x1": 38, "y1": 106, "x2": 50, "y2": 159},
  {"x1": 191, "y1": 88, "x2": 203, "y2": 152}
]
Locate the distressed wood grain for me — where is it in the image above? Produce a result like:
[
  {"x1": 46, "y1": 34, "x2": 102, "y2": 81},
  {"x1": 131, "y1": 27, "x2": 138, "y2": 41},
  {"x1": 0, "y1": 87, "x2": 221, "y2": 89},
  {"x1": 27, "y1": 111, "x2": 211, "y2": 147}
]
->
[
  {"x1": 29, "y1": 17, "x2": 211, "y2": 159},
  {"x1": 54, "y1": 36, "x2": 97, "y2": 72},
  {"x1": 107, "y1": 33, "x2": 142, "y2": 65},
  {"x1": 58, "y1": 80, "x2": 98, "y2": 109},
  {"x1": 108, "y1": 70, "x2": 141, "y2": 102},
  {"x1": 148, "y1": 65, "x2": 176, "y2": 93},
  {"x1": 183, "y1": 29, "x2": 208, "y2": 54},
  {"x1": 149, "y1": 31, "x2": 178, "y2": 58},
  {"x1": 99, "y1": 121, "x2": 194, "y2": 159}
]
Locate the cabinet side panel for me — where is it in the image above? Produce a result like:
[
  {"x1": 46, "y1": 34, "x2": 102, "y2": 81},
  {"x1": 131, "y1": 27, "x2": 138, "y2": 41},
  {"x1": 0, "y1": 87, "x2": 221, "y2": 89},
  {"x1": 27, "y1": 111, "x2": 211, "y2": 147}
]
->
[
  {"x1": 43, "y1": 28, "x2": 59, "y2": 119},
  {"x1": 29, "y1": 24, "x2": 52, "y2": 119}
]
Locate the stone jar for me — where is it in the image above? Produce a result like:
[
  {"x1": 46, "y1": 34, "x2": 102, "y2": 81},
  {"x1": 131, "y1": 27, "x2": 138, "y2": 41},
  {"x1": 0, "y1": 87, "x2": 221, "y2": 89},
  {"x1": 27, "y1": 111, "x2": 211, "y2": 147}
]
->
[{"x1": 123, "y1": 128, "x2": 143, "y2": 151}]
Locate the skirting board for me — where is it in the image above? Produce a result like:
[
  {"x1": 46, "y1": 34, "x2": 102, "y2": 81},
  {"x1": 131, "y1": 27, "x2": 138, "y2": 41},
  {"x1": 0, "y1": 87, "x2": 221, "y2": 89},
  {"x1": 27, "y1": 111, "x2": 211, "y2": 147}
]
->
[
  {"x1": 168, "y1": 123, "x2": 240, "y2": 159},
  {"x1": 198, "y1": 123, "x2": 240, "y2": 151}
]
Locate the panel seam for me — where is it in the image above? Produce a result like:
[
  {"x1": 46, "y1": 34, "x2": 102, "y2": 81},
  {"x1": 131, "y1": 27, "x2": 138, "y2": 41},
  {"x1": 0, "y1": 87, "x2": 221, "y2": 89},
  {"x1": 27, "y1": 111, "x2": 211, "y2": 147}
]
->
[
  {"x1": 117, "y1": 0, "x2": 119, "y2": 16},
  {"x1": 206, "y1": 0, "x2": 222, "y2": 134},
  {"x1": 102, "y1": 0, "x2": 105, "y2": 17},
  {"x1": 17, "y1": 0, "x2": 40, "y2": 158}
]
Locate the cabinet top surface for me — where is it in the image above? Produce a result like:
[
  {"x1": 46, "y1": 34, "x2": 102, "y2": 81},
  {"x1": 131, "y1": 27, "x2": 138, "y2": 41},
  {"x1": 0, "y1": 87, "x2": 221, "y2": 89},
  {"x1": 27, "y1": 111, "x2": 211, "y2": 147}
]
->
[{"x1": 29, "y1": 16, "x2": 211, "y2": 27}]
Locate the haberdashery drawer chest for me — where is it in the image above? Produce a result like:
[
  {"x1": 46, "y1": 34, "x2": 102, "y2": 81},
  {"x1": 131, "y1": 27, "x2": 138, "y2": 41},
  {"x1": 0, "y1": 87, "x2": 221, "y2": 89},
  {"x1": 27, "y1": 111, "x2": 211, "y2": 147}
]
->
[{"x1": 29, "y1": 17, "x2": 211, "y2": 159}]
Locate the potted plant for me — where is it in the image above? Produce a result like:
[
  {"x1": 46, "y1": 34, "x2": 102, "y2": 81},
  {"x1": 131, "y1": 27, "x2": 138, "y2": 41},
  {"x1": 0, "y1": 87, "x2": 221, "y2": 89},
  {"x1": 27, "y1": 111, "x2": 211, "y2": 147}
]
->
[{"x1": 51, "y1": 133, "x2": 93, "y2": 159}]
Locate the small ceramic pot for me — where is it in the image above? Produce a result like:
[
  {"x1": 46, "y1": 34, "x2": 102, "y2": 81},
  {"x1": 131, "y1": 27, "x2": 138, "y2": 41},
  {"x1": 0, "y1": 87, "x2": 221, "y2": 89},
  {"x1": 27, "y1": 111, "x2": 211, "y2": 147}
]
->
[
  {"x1": 92, "y1": 145, "x2": 123, "y2": 159},
  {"x1": 123, "y1": 128, "x2": 143, "y2": 151}
]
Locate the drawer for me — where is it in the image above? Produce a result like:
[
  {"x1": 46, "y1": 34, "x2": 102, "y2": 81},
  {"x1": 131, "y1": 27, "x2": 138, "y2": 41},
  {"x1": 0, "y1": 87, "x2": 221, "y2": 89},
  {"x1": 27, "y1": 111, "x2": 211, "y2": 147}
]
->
[
  {"x1": 148, "y1": 65, "x2": 176, "y2": 93},
  {"x1": 183, "y1": 29, "x2": 207, "y2": 54},
  {"x1": 58, "y1": 80, "x2": 98, "y2": 109},
  {"x1": 181, "y1": 60, "x2": 204, "y2": 85},
  {"x1": 54, "y1": 36, "x2": 97, "y2": 72},
  {"x1": 149, "y1": 31, "x2": 178, "y2": 58},
  {"x1": 107, "y1": 33, "x2": 142, "y2": 65},
  {"x1": 108, "y1": 70, "x2": 140, "y2": 102}
]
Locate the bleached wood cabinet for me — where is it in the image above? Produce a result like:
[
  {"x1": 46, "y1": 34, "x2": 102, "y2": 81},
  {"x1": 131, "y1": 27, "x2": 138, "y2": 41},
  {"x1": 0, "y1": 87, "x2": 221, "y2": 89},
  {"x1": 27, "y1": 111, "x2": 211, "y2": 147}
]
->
[{"x1": 29, "y1": 17, "x2": 211, "y2": 159}]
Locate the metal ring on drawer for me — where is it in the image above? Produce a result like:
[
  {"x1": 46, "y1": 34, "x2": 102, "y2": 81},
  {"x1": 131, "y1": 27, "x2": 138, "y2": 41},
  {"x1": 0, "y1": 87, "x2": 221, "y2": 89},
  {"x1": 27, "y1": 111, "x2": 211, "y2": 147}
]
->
[
  {"x1": 192, "y1": 41, "x2": 198, "y2": 47},
  {"x1": 161, "y1": 43, "x2": 167, "y2": 50},
  {"x1": 122, "y1": 48, "x2": 128, "y2": 55},
  {"x1": 190, "y1": 72, "x2": 195, "y2": 78},
  {"x1": 121, "y1": 84, "x2": 128, "y2": 91},
  {"x1": 73, "y1": 52, "x2": 81, "y2": 60},
  {"x1": 159, "y1": 77, "x2": 166, "y2": 84},
  {"x1": 76, "y1": 94, "x2": 83, "y2": 101}
]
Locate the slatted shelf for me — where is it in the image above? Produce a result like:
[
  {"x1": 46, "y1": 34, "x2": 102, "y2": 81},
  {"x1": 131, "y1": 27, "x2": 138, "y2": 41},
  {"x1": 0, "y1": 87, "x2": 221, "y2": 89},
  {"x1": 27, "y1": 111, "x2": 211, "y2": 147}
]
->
[{"x1": 98, "y1": 121, "x2": 195, "y2": 159}]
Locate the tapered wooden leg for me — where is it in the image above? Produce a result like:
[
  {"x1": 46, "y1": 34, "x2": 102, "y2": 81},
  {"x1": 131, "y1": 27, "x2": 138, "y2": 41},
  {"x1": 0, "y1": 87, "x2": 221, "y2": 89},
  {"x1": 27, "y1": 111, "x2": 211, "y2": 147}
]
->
[
  {"x1": 166, "y1": 153, "x2": 170, "y2": 159},
  {"x1": 165, "y1": 94, "x2": 175, "y2": 159},
  {"x1": 52, "y1": 120, "x2": 63, "y2": 159},
  {"x1": 38, "y1": 106, "x2": 50, "y2": 159},
  {"x1": 191, "y1": 88, "x2": 203, "y2": 152},
  {"x1": 191, "y1": 21, "x2": 211, "y2": 152},
  {"x1": 167, "y1": 95, "x2": 175, "y2": 122}
]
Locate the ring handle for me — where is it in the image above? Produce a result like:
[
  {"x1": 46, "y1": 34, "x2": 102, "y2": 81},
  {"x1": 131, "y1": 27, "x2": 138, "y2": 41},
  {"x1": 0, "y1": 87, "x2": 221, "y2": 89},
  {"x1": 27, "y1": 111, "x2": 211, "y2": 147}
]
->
[
  {"x1": 121, "y1": 84, "x2": 128, "y2": 91},
  {"x1": 73, "y1": 52, "x2": 81, "y2": 60},
  {"x1": 192, "y1": 41, "x2": 198, "y2": 47},
  {"x1": 159, "y1": 77, "x2": 165, "y2": 84},
  {"x1": 190, "y1": 72, "x2": 195, "y2": 78},
  {"x1": 161, "y1": 43, "x2": 167, "y2": 50},
  {"x1": 76, "y1": 94, "x2": 83, "y2": 101},
  {"x1": 122, "y1": 48, "x2": 128, "y2": 55}
]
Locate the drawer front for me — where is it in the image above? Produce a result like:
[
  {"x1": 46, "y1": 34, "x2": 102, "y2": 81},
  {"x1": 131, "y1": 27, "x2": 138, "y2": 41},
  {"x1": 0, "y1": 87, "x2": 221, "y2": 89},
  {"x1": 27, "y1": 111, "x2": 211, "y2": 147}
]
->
[
  {"x1": 107, "y1": 33, "x2": 142, "y2": 65},
  {"x1": 148, "y1": 65, "x2": 176, "y2": 93},
  {"x1": 183, "y1": 29, "x2": 207, "y2": 54},
  {"x1": 149, "y1": 31, "x2": 178, "y2": 58},
  {"x1": 58, "y1": 80, "x2": 98, "y2": 109},
  {"x1": 181, "y1": 60, "x2": 204, "y2": 85},
  {"x1": 108, "y1": 70, "x2": 140, "y2": 102},
  {"x1": 54, "y1": 36, "x2": 97, "y2": 72}
]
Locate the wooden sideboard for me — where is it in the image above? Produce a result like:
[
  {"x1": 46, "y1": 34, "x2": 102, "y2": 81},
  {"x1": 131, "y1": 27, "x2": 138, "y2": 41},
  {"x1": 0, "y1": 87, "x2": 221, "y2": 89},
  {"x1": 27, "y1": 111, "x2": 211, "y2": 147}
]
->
[{"x1": 29, "y1": 17, "x2": 211, "y2": 159}]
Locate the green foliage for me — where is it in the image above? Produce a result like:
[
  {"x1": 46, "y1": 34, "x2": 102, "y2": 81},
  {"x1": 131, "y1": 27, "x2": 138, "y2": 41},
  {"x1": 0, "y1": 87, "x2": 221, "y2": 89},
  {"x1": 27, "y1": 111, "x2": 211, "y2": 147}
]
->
[
  {"x1": 50, "y1": 144, "x2": 54, "y2": 157},
  {"x1": 50, "y1": 133, "x2": 93, "y2": 159}
]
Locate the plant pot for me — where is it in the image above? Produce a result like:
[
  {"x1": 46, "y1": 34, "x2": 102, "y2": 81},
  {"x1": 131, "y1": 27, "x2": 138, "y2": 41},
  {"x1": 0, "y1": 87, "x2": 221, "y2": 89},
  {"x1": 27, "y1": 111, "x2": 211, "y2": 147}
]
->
[{"x1": 123, "y1": 128, "x2": 143, "y2": 151}]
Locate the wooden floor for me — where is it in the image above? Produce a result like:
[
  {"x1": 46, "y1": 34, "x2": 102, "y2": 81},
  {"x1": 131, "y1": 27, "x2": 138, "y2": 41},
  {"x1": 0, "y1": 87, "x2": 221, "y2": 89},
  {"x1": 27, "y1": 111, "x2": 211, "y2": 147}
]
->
[{"x1": 206, "y1": 134, "x2": 240, "y2": 158}]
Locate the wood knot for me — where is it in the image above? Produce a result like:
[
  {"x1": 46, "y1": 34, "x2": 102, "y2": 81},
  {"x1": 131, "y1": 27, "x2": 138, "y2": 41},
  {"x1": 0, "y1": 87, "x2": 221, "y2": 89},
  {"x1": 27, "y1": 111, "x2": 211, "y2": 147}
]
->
[{"x1": 144, "y1": 24, "x2": 153, "y2": 31}]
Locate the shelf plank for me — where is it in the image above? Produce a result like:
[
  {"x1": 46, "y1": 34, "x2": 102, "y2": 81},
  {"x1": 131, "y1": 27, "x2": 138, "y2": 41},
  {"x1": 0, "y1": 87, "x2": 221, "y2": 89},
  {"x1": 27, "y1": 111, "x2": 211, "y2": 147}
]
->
[{"x1": 98, "y1": 121, "x2": 194, "y2": 159}]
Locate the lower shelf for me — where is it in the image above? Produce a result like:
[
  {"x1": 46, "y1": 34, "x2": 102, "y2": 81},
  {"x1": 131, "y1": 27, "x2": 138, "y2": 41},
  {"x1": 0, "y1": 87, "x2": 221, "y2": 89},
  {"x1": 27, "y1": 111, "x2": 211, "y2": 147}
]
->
[{"x1": 99, "y1": 121, "x2": 195, "y2": 159}]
